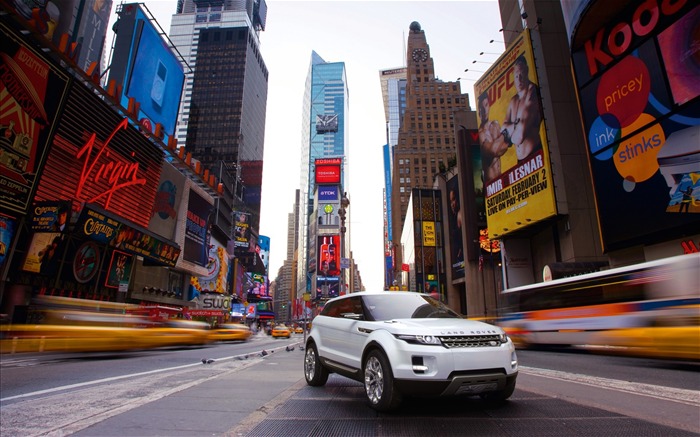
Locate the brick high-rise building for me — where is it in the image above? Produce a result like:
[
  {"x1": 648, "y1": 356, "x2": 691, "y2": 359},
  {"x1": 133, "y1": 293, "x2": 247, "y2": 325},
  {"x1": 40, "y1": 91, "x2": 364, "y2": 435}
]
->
[{"x1": 390, "y1": 21, "x2": 471, "y2": 280}]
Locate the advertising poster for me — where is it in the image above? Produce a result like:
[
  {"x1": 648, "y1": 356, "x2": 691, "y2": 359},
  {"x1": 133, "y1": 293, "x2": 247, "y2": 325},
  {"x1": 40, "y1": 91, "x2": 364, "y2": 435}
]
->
[
  {"x1": 571, "y1": 3, "x2": 700, "y2": 251},
  {"x1": 233, "y1": 212, "x2": 251, "y2": 248},
  {"x1": 257, "y1": 235, "x2": 270, "y2": 272},
  {"x1": 446, "y1": 175, "x2": 464, "y2": 279},
  {"x1": 117, "y1": 3, "x2": 185, "y2": 139},
  {"x1": 30, "y1": 200, "x2": 71, "y2": 232},
  {"x1": 474, "y1": 29, "x2": 557, "y2": 239},
  {"x1": 22, "y1": 232, "x2": 64, "y2": 275},
  {"x1": 149, "y1": 161, "x2": 186, "y2": 240},
  {"x1": 183, "y1": 189, "x2": 213, "y2": 267},
  {"x1": 0, "y1": 20, "x2": 70, "y2": 215},
  {"x1": 317, "y1": 235, "x2": 340, "y2": 277},
  {"x1": 105, "y1": 250, "x2": 133, "y2": 288},
  {"x1": 422, "y1": 221, "x2": 436, "y2": 247},
  {"x1": 190, "y1": 240, "x2": 229, "y2": 294},
  {"x1": 0, "y1": 214, "x2": 17, "y2": 269}
]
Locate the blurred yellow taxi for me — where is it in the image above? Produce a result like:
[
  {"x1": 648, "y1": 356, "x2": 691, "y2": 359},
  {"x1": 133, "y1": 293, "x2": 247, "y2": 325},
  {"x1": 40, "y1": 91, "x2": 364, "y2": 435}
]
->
[
  {"x1": 0, "y1": 315, "x2": 212, "y2": 354},
  {"x1": 294, "y1": 326, "x2": 303, "y2": 334},
  {"x1": 591, "y1": 326, "x2": 700, "y2": 361},
  {"x1": 208, "y1": 323, "x2": 252, "y2": 342},
  {"x1": 271, "y1": 324, "x2": 291, "y2": 338}
]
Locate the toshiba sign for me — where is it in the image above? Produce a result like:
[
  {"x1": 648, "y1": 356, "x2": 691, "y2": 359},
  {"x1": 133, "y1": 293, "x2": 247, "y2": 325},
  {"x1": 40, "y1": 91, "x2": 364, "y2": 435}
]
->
[{"x1": 315, "y1": 164, "x2": 341, "y2": 184}]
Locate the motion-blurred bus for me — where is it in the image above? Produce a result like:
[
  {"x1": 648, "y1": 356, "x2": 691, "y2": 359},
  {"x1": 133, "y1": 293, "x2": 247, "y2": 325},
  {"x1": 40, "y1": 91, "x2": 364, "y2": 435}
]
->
[{"x1": 498, "y1": 253, "x2": 700, "y2": 360}]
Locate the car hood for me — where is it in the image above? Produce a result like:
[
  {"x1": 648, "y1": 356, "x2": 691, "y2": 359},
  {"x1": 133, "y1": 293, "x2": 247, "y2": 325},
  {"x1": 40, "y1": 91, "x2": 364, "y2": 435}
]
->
[{"x1": 379, "y1": 318, "x2": 504, "y2": 335}]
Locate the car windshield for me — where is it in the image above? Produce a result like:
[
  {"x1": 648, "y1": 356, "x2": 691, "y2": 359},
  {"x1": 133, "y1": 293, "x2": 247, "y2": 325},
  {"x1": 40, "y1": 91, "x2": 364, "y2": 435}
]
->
[{"x1": 362, "y1": 294, "x2": 461, "y2": 321}]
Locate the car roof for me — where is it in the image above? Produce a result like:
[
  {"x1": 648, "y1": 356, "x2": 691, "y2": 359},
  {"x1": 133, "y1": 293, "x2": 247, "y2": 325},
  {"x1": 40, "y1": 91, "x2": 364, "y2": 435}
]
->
[{"x1": 326, "y1": 291, "x2": 426, "y2": 302}]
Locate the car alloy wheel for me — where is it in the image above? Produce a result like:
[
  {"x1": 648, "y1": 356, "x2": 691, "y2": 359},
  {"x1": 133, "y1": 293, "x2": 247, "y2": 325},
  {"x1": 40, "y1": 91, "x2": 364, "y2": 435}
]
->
[
  {"x1": 364, "y1": 354, "x2": 384, "y2": 404},
  {"x1": 304, "y1": 343, "x2": 328, "y2": 386},
  {"x1": 363, "y1": 350, "x2": 401, "y2": 411}
]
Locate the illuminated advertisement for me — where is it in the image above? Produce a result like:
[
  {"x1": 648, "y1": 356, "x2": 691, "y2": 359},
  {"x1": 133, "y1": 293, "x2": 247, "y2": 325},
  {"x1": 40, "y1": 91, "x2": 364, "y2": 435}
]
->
[
  {"x1": 318, "y1": 186, "x2": 338, "y2": 201},
  {"x1": 474, "y1": 29, "x2": 557, "y2": 239},
  {"x1": 191, "y1": 238, "x2": 228, "y2": 294},
  {"x1": 148, "y1": 161, "x2": 186, "y2": 240},
  {"x1": 183, "y1": 189, "x2": 213, "y2": 267},
  {"x1": 314, "y1": 158, "x2": 342, "y2": 184},
  {"x1": 571, "y1": 2, "x2": 699, "y2": 251},
  {"x1": 446, "y1": 175, "x2": 464, "y2": 279},
  {"x1": 316, "y1": 276, "x2": 340, "y2": 298},
  {"x1": 6, "y1": 0, "x2": 113, "y2": 75},
  {"x1": 317, "y1": 235, "x2": 340, "y2": 276},
  {"x1": 104, "y1": 250, "x2": 133, "y2": 288},
  {"x1": 0, "y1": 19, "x2": 70, "y2": 215},
  {"x1": 0, "y1": 214, "x2": 16, "y2": 269},
  {"x1": 257, "y1": 235, "x2": 270, "y2": 272},
  {"x1": 422, "y1": 221, "x2": 436, "y2": 247},
  {"x1": 108, "y1": 3, "x2": 185, "y2": 139},
  {"x1": 33, "y1": 82, "x2": 162, "y2": 228},
  {"x1": 74, "y1": 205, "x2": 181, "y2": 266},
  {"x1": 233, "y1": 211, "x2": 251, "y2": 248},
  {"x1": 30, "y1": 200, "x2": 71, "y2": 232}
]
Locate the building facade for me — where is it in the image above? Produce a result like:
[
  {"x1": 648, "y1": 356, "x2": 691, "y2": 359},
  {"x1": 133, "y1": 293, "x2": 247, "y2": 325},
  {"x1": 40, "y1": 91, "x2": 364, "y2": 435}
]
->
[
  {"x1": 390, "y1": 22, "x2": 471, "y2": 293},
  {"x1": 296, "y1": 52, "x2": 350, "y2": 302}
]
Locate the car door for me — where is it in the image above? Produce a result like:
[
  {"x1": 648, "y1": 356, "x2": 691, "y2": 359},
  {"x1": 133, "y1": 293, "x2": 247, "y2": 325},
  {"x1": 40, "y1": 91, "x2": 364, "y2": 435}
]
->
[{"x1": 332, "y1": 296, "x2": 368, "y2": 370}]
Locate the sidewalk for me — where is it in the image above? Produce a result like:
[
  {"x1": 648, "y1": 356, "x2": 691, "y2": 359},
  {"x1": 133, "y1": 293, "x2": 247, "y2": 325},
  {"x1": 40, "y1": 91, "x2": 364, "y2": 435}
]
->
[{"x1": 70, "y1": 342, "x2": 306, "y2": 437}]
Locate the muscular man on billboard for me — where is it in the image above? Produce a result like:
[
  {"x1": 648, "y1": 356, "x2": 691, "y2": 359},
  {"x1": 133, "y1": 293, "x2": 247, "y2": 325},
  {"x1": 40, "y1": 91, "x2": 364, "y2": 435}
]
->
[
  {"x1": 478, "y1": 92, "x2": 509, "y2": 182},
  {"x1": 499, "y1": 55, "x2": 543, "y2": 163}
]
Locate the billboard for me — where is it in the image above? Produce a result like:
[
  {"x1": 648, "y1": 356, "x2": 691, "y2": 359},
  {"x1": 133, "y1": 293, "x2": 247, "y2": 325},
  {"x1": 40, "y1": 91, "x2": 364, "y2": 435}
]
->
[
  {"x1": 7, "y1": 0, "x2": 113, "y2": 75},
  {"x1": 107, "y1": 3, "x2": 185, "y2": 140},
  {"x1": 317, "y1": 235, "x2": 340, "y2": 276},
  {"x1": 1, "y1": 19, "x2": 70, "y2": 215},
  {"x1": 233, "y1": 211, "x2": 251, "y2": 248},
  {"x1": 183, "y1": 188, "x2": 213, "y2": 267},
  {"x1": 257, "y1": 234, "x2": 270, "y2": 272},
  {"x1": 571, "y1": 2, "x2": 700, "y2": 251},
  {"x1": 446, "y1": 175, "x2": 464, "y2": 279},
  {"x1": 148, "y1": 161, "x2": 186, "y2": 240},
  {"x1": 191, "y1": 237, "x2": 229, "y2": 294},
  {"x1": 33, "y1": 82, "x2": 162, "y2": 228},
  {"x1": 474, "y1": 28, "x2": 557, "y2": 239},
  {"x1": 314, "y1": 158, "x2": 342, "y2": 185}
]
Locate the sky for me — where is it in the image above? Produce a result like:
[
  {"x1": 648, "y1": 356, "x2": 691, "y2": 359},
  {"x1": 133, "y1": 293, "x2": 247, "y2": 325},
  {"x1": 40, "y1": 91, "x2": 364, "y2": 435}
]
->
[{"x1": 106, "y1": 0, "x2": 505, "y2": 291}]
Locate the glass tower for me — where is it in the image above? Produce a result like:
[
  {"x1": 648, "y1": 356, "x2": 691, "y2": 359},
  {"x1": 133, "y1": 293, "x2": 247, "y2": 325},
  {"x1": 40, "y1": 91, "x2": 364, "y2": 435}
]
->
[
  {"x1": 297, "y1": 51, "x2": 349, "y2": 297},
  {"x1": 169, "y1": 0, "x2": 268, "y2": 236}
]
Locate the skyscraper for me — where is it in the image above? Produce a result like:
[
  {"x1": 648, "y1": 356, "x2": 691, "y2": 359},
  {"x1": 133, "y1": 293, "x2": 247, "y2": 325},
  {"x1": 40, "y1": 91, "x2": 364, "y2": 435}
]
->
[
  {"x1": 296, "y1": 51, "x2": 349, "y2": 300},
  {"x1": 379, "y1": 67, "x2": 407, "y2": 288},
  {"x1": 391, "y1": 22, "x2": 471, "y2": 280},
  {"x1": 169, "y1": 0, "x2": 268, "y2": 237}
]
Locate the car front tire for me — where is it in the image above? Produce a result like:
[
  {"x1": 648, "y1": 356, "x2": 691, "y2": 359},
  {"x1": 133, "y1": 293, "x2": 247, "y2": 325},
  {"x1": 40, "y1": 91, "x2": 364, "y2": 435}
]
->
[
  {"x1": 363, "y1": 349, "x2": 402, "y2": 412},
  {"x1": 304, "y1": 342, "x2": 329, "y2": 386}
]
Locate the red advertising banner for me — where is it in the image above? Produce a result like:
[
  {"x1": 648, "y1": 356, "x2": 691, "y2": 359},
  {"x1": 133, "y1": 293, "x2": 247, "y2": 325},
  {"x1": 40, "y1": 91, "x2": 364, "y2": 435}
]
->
[{"x1": 0, "y1": 19, "x2": 70, "y2": 215}]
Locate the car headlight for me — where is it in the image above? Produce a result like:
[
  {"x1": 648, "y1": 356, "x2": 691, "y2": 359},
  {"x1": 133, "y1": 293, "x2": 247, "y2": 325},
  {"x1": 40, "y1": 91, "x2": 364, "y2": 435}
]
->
[
  {"x1": 499, "y1": 333, "x2": 508, "y2": 343},
  {"x1": 396, "y1": 334, "x2": 442, "y2": 345}
]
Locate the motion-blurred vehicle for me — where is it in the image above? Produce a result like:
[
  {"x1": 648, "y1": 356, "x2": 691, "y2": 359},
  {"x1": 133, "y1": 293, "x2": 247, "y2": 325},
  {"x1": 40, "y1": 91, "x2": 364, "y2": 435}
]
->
[
  {"x1": 294, "y1": 326, "x2": 303, "y2": 334},
  {"x1": 271, "y1": 324, "x2": 291, "y2": 338},
  {"x1": 208, "y1": 323, "x2": 252, "y2": 342},
  {"x1": 499, "y1": 253, "x2": 700, "y2": 357},
  {"x1": 304, "y1": 291, "x2": 518, "y2": 412},
  {"x1": 0, "y1": 296, "x2": 212, "y2": 354}
]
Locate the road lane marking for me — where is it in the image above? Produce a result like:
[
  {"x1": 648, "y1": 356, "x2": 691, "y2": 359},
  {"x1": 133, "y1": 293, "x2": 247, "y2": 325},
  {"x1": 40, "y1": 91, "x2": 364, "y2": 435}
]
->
[{"x1": 519, "y1": 366, "x2": 700, "y2": 406}]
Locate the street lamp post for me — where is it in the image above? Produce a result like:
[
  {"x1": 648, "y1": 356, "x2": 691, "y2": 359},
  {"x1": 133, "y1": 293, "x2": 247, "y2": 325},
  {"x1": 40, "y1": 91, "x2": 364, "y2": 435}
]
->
[{"x1": 339, "y1": 192, "x2": 350, "y2": 294}]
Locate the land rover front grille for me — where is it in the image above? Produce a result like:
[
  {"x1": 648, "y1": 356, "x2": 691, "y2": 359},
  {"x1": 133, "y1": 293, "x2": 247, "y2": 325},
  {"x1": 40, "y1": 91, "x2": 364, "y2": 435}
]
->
[{"x1": 439, "y1": 335, "x2": 502, "y2": 348}]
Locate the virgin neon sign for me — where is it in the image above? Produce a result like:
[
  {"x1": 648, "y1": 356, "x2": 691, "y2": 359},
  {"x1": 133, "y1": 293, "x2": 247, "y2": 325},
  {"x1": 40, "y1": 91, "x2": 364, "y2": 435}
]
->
[{"x1": 75, "y1": 118, "x2": 147, "y2": 209}]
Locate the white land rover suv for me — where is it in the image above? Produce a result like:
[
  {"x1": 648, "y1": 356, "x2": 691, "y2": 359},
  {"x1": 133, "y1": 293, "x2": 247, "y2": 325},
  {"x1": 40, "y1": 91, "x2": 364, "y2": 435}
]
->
[{"x1": 304, "y1": 291, "x2": 518, "y2": 411}]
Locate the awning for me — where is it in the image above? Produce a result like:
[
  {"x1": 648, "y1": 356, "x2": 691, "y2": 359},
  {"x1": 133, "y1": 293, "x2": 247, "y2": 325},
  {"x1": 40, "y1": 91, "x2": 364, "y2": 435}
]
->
[{"x1": 74, "y1": 204, "x2": 181, "y2": 267}]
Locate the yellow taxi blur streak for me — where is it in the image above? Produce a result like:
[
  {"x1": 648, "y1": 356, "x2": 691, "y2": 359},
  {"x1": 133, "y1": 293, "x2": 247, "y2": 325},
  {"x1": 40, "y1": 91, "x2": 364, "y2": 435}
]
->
[
  {"x1": 208, "y1": 324, "x2": 252, "y2": 342},
  {"x1": 0, "y1": 324, "x2": 212, "y2": 354}
]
